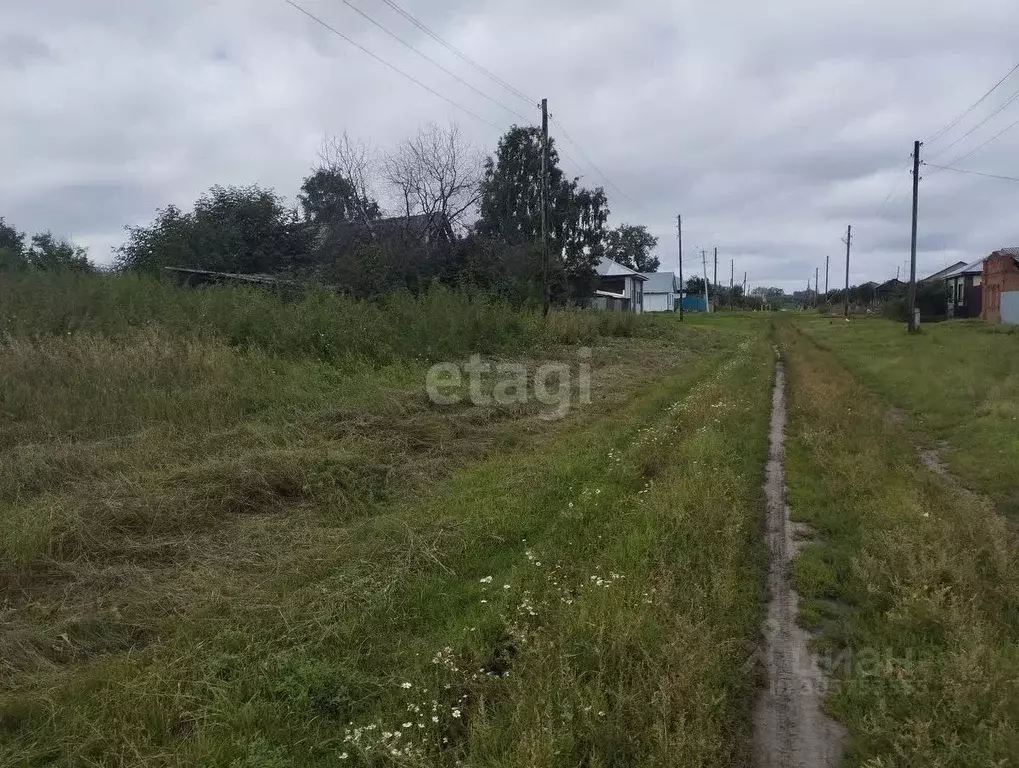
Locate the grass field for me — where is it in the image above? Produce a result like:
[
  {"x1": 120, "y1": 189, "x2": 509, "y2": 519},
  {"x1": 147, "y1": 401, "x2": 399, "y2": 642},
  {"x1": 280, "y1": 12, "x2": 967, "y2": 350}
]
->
[
  {"x1": 1, "y1": 276, "x2": 775, "y2": 766},
  {"x1": 781, "y1": 319, "x2": 1019, "y2": 765},
  {"x1": 4, "y1": 277, "x2": 1017, "y2": 766},
  {"x1": 798, "y1": 317, "x2": 1019, "y2": 516}
]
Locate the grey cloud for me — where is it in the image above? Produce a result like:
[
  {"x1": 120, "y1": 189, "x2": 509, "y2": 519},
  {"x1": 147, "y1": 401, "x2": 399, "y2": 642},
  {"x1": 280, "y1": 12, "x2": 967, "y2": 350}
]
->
[{"x1": 2, "y1": 0, "x2": 1019, "y2": 294}]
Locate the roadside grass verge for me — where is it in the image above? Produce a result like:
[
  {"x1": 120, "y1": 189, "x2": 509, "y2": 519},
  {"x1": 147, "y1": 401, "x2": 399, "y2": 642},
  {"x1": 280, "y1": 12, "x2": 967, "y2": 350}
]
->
[
  {"x1": 0, "y1": 317, "x2": 774, "y2": 766},
  {"x1": 780, "y1": 322, "x2": 1019, "y2": 766},
  {"x1": 798, "y1": 317, "x2": 1019, "y2": 515},
  {"x1": 0, "y1": 272, "x2": 648, "y2": 367}
]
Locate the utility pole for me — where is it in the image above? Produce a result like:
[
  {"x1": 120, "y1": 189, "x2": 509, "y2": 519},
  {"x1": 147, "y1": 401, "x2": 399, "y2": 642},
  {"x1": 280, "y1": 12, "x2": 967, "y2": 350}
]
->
[
  {"x1": 743, "y1": 271, "x2": 747, "y2": 299},
  {"x1": 815, "y1": 266, "x2": 819, "y2": 308},
  {"x1": 713, "y1": 247, "x2": 718, "y2": 309},
  {"x1": 908, "y1": 139, "x2": 921, "y2": 332},
  {"x1": 825, "y1": 255, "x2": 830, "y2": 296},
  {"x1": 843, "y1": 224, "x2": 852, "y2": 319},
  {"x1": 677, "y1": 215, "x2": 684, "y2": 321},
  {"x1": 540, "y1": 98, "x2": 550, "y2": 317},
  {"x1": 730, "y1": 259, "x2": 734, "y2": 310},
  {"x1": 701, "y1": 249, "x2": 711, "y2": 312}
]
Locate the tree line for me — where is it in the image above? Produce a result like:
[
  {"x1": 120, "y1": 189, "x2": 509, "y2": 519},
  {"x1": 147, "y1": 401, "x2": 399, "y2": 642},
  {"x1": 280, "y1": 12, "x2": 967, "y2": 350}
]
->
[{"x1": 1, "y1": 123, "x2": 661, "y2": 306}]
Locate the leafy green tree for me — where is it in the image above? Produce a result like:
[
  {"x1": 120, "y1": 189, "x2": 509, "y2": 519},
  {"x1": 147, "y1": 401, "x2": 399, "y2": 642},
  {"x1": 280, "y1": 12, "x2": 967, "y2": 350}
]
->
[
  {"x1": 298, "y1": 168, "x2": 380, "y2": 224},
  {"x1": 477, "y1": 126, "x2": 610, "y2": 300},
  {"x1": 26, "y1": 232, "x2": 94, "y2": 272},
  {"x1": 604, "y1": 224, "x2": 659, "y2": 272},
  {"x1": 0, "y1": 217, "x2": 27, "y2": 271},
  {"x1": 117, "y1": 185, "x2": 309, "y2": 274}
]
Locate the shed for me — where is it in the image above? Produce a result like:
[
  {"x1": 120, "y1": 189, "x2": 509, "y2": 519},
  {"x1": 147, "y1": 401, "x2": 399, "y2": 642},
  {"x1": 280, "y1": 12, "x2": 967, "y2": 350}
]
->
[{"x1": 639, "y1": 271, "x2": 681, "y2": 312}]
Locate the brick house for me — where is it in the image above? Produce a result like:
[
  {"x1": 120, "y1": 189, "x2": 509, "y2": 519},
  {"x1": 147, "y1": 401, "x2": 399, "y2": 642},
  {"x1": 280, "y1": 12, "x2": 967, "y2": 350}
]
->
[{"x1": 981, "y1": 248, "x2": 1019, "y2": 325}]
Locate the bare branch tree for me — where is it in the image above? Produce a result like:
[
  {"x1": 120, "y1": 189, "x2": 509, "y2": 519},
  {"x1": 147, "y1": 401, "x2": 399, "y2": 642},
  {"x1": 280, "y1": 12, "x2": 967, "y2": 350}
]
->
[
  {"x1": 318, "y1": 132, "x2": 381, "y2": 229},
  {"x1": 383, "y1": 122, "x2": 483, "y2": 236}
]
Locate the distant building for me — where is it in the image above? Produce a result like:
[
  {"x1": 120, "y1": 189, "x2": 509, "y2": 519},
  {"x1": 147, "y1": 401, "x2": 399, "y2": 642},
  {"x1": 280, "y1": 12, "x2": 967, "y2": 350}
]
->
[
  {"x1": 944, "y1": 259, "x2": 985, "y2": 319},
  {"x1": 982, "y1": 248, "x2": 1019, "y2": 325},
  {"x1": 921, "y1": 261, "x2": 967, "y2": 283},
  {"x1": 639, "y1": 271, "x2": 681, "y2": 312},
  {"x1": 592, "y1": 257, "x2": 647, "y2": 313}
]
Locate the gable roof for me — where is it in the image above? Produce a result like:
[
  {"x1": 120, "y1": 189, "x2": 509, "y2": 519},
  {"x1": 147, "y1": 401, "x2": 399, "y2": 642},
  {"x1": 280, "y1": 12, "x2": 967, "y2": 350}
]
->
[
  {"x1": 990, "y1": 247, "x2": 1019, "y2": 266},
  {"x1": 921, "y1": 261, "x2": 967, "y2": 282},
  {"x1": 639, "y1": 271, "x2": 680, "y2": 293},
  {"x1": 313, "y1": 213, "x2": 451, "y2": 255},
  {"x1": 597, "y1": 257, "x2": 648, "y2": 280},
  {"x1": 943, "y1": 258, "x2": 985, "y2": 279}
]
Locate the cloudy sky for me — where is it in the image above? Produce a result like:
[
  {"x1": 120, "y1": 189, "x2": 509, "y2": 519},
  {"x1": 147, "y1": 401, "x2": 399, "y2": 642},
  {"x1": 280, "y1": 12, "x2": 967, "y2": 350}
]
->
[{"x1": 3, "y1": 0, "x2": 1019, "y2": 292}]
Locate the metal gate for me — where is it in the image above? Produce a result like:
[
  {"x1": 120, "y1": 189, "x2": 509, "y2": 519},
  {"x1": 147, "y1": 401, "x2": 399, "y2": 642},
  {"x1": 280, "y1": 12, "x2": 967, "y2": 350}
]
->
[{"x1": 1002, "y1": 291, "x2": 1019, "y2": 325}]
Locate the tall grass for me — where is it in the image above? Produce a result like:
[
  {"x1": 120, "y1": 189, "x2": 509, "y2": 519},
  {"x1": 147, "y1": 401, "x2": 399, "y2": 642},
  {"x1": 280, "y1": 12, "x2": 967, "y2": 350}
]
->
[{"x1": 0, "y1": 272, "x2": 646, "y2": 367}]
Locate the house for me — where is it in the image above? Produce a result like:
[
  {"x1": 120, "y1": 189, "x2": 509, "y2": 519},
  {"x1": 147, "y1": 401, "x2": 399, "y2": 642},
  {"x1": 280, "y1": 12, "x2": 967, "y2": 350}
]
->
[
  {"x1": 921, "y1": 261, "x2": 967, "y2": 283},
  {"x1": 981, "y1": 248, "x2": 1019, "y2": 325},
  {"x1": 592, "y1": 257, "x2": 647, "y2": 313},
  {"x1": 875, "y1": 278, "x2": 905, "y2": 300},
  {"x1": 944, "y1": 258, "x2": 985, "y2": 318},
  {"x1": 639, "y1": 271, "x2": 681, "y2": 312},
  {"x1": 312, "y1": 213, "x2": 452, "y2": 259}
]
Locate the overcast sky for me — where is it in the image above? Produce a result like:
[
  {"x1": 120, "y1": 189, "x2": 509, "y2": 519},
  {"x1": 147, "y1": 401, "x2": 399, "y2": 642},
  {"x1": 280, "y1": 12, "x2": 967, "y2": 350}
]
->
[{"x1": 3, "y1": 0, "x2": 1019, "y2": 291}]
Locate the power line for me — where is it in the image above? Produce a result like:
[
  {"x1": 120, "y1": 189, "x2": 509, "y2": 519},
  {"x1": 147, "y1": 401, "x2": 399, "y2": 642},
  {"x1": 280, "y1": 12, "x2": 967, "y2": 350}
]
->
[
  {"x1": 283, "y1": 0, "x2": 501, "y2": 130},
  {"x1": 335, "y1": 0, "x2": 531, "y2": 122},
  {"x1": 925, "y1": 60, "x2": 1019, "y2": 146},
  {"x1": 923, "y1": 163, "x2": 1019, "y2": 183},
  {"x1": 875, "y1": 159, "x2": 913, "y2": 218},
  {"x1": 375, "y1": 0, "x2": 536, "y2": 107},
  {"x1": 926, "y1": 83, "x2": 1019, "y2": 161},
  {"x1": 550, "y1": 116, "x2": 630, "y2": 201},
  {"x1": 937, "y1": 112, "x2": 1019, "y2": 168}
]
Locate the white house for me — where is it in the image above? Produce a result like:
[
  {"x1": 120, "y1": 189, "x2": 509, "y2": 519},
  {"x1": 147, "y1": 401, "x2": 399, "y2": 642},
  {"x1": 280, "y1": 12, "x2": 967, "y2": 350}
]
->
[
  {"x1": 593, "y1": 257, "x2": 648, "y2": 313},
  {"x1": 639, "y1": 272, "x2": 681, "y2": 312}
]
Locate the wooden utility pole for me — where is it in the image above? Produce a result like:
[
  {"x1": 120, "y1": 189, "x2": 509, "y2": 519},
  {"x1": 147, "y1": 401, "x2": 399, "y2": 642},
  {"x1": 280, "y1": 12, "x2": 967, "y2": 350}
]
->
[
  {"x1": 825, "y1": 255, "x2": 830, "y2": 296},
  {"x1": 730, "y1": 259, "x2": 734, "y2": 309},
  {"x1": 908, "y1": 139, "x2": 921, "y2": 332},
  {"x1": 701, "y1": 249, "x2": 711, "y2": 312},
  {"x1": 815, "y1": 267, "x2": 819, "y2": 307},
  {"x1": 713, "y1": 247, "x2": 718, "y2": 308},
  {"x1": 540, "y1": 98, "x2": 550, "y2": 317},
  {"x1": 843, "y1": 224, "x2": 852, "y2": 319},
  {"x1": 677, "y1": 215, "x2": 684, "y2": 321}
]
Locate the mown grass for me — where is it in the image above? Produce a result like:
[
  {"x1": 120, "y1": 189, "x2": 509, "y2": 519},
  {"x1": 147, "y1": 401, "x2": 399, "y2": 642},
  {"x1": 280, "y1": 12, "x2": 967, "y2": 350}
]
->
[
  {"x1": 1, "y1": 275, "x2": 776, "y2": 766},
  {"x1": 780, "y1": 321, "x2": 1019, "y2": 766},
  {"x1": 798, "y1": 317, "x2": 1019, "y2": 515}
]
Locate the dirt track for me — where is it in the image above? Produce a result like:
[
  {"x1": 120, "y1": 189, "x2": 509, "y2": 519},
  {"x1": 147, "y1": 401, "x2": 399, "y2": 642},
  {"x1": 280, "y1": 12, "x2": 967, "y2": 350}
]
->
[{"x1": 753, "y1": 349, "x2": 845, "y2": 767}]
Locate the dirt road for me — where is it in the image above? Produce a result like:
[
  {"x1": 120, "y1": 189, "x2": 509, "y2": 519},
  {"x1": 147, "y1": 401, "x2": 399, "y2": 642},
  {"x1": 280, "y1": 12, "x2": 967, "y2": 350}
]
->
[{"x1": 753, "y1": 348, "x2": 845, "y2": 767}]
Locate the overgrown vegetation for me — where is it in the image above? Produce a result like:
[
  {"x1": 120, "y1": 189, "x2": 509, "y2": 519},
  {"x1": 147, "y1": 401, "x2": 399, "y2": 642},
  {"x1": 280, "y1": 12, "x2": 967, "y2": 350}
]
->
[
  {"x1": 0, "y1": 272, "x2": 650, "y2": 368},
  {"x1": 781, "y1": 321, "x2": 1019, "y2": 765}
]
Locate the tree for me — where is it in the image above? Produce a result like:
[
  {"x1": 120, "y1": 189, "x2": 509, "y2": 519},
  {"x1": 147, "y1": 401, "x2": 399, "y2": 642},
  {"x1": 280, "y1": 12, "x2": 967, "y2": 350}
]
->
[
  {"x1": 117, "y1": 185, "x2": 308, "y2": 274},
  {"x1": 477, "y1": 125, "x2": 610, "y2": 300},
  {"x1": 604, "y1": 224, "x2": 659, "y2": 272},
  {"x1": 25, "y1": 232, "x2": 94, "y2": 272},
  {"x1": 0, "y1": 217, "x2": 27, "y2": 271},
  {"x1": 315, "y1": 133, "x2": 382, "y2": 228},
  {"x1": 299, "y1": 168, "x2": 380, "y2": 225},
  {"x1": 686, "y1": 276, "x2": 706, "y2": 295},
  {"x1": 383, "y1": 122, "x2": 482, "y2": 234}
]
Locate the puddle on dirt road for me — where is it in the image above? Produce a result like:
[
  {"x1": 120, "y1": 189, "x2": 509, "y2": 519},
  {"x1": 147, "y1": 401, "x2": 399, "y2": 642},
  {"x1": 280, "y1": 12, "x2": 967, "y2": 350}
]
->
[{"x1": 753, "y1": 348, "x2": 845, "y2": 768}]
